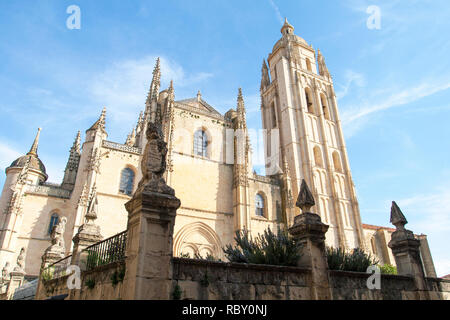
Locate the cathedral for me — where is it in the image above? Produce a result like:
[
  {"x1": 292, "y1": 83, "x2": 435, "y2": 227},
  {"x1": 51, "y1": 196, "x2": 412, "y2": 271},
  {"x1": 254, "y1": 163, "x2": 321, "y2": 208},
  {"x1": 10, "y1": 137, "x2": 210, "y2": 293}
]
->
[{"x1": 0, "y1": 19, "x2": 437, "y2": 280}]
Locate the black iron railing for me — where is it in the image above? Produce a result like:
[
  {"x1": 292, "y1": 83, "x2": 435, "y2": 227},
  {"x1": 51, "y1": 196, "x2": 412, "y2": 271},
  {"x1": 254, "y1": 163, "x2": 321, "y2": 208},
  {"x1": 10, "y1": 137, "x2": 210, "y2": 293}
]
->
[
  {"x1": 42, "y1": 255, "x2": 72, "y2": 281},
  {"x1": 80, "y1": 230, "x2": 127, "y2": 271}
]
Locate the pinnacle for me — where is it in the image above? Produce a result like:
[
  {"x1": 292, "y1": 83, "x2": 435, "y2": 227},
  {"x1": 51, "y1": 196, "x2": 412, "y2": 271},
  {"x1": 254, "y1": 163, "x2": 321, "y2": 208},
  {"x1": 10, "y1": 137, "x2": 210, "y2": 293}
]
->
[
  {"x1": 27, "y1": 128, "x2": 42, "y2": 156},
  {"x1": 296, "y1": 179, "x2": 315, "y2": 213},
  {"x1": 390, "y1": 201, "x2": 408, "y2": 230}
]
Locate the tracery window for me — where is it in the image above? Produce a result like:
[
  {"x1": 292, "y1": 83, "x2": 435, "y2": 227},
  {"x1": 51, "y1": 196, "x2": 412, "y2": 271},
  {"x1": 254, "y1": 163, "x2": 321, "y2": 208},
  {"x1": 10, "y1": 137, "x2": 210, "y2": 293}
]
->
[
  {"x1": 48, "y1": 213, "x2": 59, "y2": 235},
  {"x1": 119, "y1": 167, "x2": 135, "y2": 196},
  {"x1": 193, "y1": 130, "x2": 208, "y2": 157},
  {"x1": 255, "y1": 193, "x2": 265, "y2": 217}
]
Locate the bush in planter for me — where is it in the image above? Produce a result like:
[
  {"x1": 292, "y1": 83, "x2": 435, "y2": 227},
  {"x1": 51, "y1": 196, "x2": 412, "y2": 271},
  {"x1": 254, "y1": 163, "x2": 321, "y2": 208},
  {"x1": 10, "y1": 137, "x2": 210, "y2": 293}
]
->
[
  {"x1": 379, "y1": 263, "x2": 397, "y2": 275},
  {"x1": 223, "y1": 227, "x2": 301, "y2": 266},
  {"x1": 326, "y1": 246, "x2": 378, "y2": 272}
]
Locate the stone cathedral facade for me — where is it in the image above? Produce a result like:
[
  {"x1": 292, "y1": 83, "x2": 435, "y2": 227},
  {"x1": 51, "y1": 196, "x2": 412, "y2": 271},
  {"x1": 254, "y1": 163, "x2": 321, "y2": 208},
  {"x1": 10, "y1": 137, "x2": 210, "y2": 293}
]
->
[{"x1": 0, "y1": 20, "x2": 437, "y2": 280}]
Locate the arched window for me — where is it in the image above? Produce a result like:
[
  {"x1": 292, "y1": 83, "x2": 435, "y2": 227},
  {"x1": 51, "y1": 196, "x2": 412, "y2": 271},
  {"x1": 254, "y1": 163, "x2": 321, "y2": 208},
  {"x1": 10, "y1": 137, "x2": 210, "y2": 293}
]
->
[
  {"x1": 119, "y1": 167, "x2": 135, "y2": 196},
  {"x1": 305, "y1": 88, "x2": 314, "y2": 114},
  {"x1": 193, "y1": 130, "x2": 208, "y2": 157},
  {"x1": 332, "y1": 151, "x2": 343, "y2": 172},
  {"x1": 255, "y1": 193, "x2": 265, "y2": 217},
  {"x1": 305, "y1": 58, "x2": 312, "y2": 72},
  {"x1": 321, "y1": 93, "x2": 330, "y2": 120},
  {"x1": 48, "y1": 213, "x2": 59, "y2": 235},
  {"x1": 313, "y1": 146, "x2": 323, "y2": 168}
]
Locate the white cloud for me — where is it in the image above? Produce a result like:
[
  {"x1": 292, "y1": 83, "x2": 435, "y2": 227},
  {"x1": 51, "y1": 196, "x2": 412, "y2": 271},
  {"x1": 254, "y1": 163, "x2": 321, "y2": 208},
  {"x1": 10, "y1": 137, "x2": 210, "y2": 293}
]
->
[
  {"x1": 336, "y1": 70, "x2": 366, "y2": 100},
  {"x1": 90, "y1": 55, "x2": 213, "y2": 125},
  {"x1": 340, "y1": 79, "x2": 450, "y2": 137},
  {"x1": 0, "y1": 142, "x2": 21, "y2": 172},
  {"x1": 268, "y1": 0, "x2": 284, "y2": 25},
  {"x1": 396, "y1": 183, "x2": 450, "y2": 277}
]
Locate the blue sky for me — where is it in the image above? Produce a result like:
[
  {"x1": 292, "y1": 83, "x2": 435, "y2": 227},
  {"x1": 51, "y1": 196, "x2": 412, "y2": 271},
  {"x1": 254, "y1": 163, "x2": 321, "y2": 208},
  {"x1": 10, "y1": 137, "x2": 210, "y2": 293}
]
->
[{"x1": 0, "y1": 0, "x2": 449, "y2": 276}]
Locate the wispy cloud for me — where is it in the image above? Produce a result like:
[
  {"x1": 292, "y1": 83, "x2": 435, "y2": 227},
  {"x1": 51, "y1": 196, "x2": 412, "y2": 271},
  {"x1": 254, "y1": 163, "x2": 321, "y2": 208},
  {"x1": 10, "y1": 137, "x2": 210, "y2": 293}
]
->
[
  {"x1": 0, "y1": 141, "x2": 21, "y2": 172},
  {"x1": 268, "y1": 0, "x2": 283, "y2": 25},
  {"x1": 396, "y1": 182, "x2": 450, "y2": 276},
  {"x1": 90, "y1": 56, "x2": 213, "y2": 125},
  {"x1": 342, "y1": 81, "x2": 450, "y2": 124},
  {"x1": 336, "y1": 70, "x2": 366, "y2": 100}
]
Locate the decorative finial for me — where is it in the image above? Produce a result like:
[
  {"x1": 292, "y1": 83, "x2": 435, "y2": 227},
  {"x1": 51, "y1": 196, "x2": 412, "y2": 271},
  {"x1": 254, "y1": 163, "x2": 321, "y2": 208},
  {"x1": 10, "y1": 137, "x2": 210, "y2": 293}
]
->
[
  {"x1": 72, "y1": 131, "x2": 81, "y2": 153},
  {"x1": 281, "y1": 17, "x2": 294, "y2": 35},
  {"x1": 87, "y1": 108, "x2": 107, "y2": 132},
  {"x1": 390, "y1": 201, "x2": 408, "y2": 230},
  {"x1": 27, "y1": 128, "x2": 42, "y2": 156},
  {"x1": 296, "y1": 179, "x2": 315, "y2": 213},
  {"x1": 197, "y1": 90, "x2": 202, "y2": 102}
]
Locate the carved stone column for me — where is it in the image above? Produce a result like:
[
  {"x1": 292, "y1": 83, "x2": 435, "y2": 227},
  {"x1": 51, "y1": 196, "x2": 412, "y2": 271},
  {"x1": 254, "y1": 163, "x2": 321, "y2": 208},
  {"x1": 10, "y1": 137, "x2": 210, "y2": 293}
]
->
[
  {"x1": 288, "y1": 179, "x2": 332, "y2": 300},
  {"x1": 41, "y1": 217, "x2": 68, "y2": 269},
  {"x1": 122, "y1": 121, "x2": 180, "y2": 300},
  {"x1": 71, "y1": 192, "x2": 102, "y2": 269},
  {"x1": 388, "y1": 201, "x2": 430, "y2": 300},
  {"x1": 7, "y1": 248, "x2": 26, "y2": 299}
]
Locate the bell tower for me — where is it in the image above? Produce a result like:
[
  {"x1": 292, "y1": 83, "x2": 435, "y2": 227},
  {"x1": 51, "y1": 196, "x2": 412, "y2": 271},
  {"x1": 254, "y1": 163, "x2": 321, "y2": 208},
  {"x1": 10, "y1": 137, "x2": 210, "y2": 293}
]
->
[{"x1": 260, "y1": 19, "x2": 366, "y2": 250}]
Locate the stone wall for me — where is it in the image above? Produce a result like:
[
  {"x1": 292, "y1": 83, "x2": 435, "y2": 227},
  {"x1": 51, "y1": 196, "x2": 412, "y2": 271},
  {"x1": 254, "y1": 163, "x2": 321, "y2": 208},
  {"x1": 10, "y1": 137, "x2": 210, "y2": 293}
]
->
[
  {"x1": 171, "y1": 258, "x2": 450, "y2": 300},
  {"x1": 35, "y1": 261, "x2": 125, "y2": 300},
  {"x1": 172, "y1": 258, "x2": 312, "y2": 300}
]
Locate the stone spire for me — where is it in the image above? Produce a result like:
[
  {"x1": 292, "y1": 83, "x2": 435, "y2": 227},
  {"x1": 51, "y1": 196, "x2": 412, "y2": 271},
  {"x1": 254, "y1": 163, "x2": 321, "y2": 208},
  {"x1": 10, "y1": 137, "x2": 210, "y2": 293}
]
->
[
  {"x1": 27, "y1": 128, "x2": 41, "y2": 156},
  {"x1": 296, "y1": 179, "x2": 315, "y2": 213},
  {"x1": 62, "y1": 131, "x2": 82, "y2": 190},
  {"x1": 236, "y1": 88, "x2": 247, "y2": 130},
  {"x1": 317, "y1": 49, "x2": 330, "y2": 78},
  {"x1": 146, "y1": 57, "x2": 161, "y2": 105},
  {"x1": 261, "y1": 59, "x2": 270, "y2": 91},
  {"x1": 390, "y1": 201, "x2": 408, "y2": 231},
  {"x1": 125, "y1": 128, "x2": 136, "y2": 146},
  {"x1": 87, "y1": 107, "x2": 107, "y2": 133}
]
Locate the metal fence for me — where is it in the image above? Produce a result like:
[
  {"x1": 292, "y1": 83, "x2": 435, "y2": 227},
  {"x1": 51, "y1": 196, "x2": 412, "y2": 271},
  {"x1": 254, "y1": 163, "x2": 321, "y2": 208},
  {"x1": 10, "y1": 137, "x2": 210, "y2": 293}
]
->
[
  {"x1": 80, "y1": 230, "x2": 127, "y2": 271},
  {"x1": 42, "y1": 255, "x2": 72, "y2": 281}
]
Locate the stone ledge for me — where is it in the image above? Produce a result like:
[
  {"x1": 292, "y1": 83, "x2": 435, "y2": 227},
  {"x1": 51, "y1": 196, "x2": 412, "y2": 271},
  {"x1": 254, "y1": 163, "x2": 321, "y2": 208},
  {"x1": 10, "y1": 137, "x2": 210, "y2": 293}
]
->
[{"x1": 172, "y1": 257, "x2": 311, "y2": 273}]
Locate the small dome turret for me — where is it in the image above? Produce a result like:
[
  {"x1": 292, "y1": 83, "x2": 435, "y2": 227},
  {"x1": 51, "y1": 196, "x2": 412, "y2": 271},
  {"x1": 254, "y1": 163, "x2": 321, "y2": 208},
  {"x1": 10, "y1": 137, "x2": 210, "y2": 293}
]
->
[{"x1": 7, "y1": 128, "x2": 48, "y2": 181}]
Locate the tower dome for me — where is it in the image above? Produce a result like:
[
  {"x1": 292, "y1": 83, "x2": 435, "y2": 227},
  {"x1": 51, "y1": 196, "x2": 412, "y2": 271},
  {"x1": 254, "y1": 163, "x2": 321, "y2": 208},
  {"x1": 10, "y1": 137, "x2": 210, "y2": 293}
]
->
[{"x1": 7, "y1": 128, "x2": 48, "y2": 181}]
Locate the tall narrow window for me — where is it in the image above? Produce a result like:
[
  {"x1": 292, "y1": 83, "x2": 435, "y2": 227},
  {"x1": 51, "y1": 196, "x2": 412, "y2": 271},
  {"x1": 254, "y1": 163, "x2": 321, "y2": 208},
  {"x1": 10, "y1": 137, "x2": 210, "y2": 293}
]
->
[
  {"x1": 48, "y1": 213, "x2": 59, "y2": 235},
  {"x1": 255, "y1": 193, "x2": 265, "y2": 217},
  {"x1": 313, "y1": 146, "x2": 323, "y2": 168},
  {"x1": 119, "y1": 167, "x2": 135, "y2": 196},
  {"x1": 321, "y1": 94, "x2": 330, "y2": 120},
  {"x1": 305, "y1": 58, "x2": 312, "y2": 72},
  {"x1": 305, "y1": 88, "x2": 314, "y2": 114},
  {"x1": 193, "y1": 130, "x2": 208, "y2": 157},
  {"x1": 271, "y1": 103, "x2": 277, "y2": 128},
  {"x1": 332, "y1": 152, "x2": 343, "y2": 172}
]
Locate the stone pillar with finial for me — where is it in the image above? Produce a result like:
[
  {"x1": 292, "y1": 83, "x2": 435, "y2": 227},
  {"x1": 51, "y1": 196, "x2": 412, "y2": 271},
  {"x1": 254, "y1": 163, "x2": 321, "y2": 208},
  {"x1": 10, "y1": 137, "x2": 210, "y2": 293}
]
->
[
  {"x1": 71, "y1": 189, "x2": 103, "y2": 269},
  {"x1": 122, "y1": 113, "x2": 180, "y2": 300},
  {"x1": 388, "y1": 201, "x2": 430, "y2": 299},
  {"x1": 7, "y1": 248, "x2": 26, "y2": 299},
  {"x1": 288, "y1": 179, "x2": 332, "y2": 300},
  {"x1": 41, "y1": 217, "x2": 68, "y2": 270}
]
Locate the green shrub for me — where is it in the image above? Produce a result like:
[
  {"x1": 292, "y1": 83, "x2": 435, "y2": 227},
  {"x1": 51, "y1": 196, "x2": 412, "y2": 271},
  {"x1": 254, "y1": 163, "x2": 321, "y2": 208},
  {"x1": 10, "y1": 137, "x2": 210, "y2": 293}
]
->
[
  {"x1": 379, "y1": 264, "x2": 397, "y2": 275},
  {"x1": 41, "y1": 267, "x2": 54, "y2": 282},
  {"x1": 326, "y1": 246, "x2": 378, "y2": 272},
  {"x1": 85, "y1": 278, "x2": 96, "y2": 290},
  {"x1": 172, "y1": 284, "x2": 182, "y2": 300},
  {"x1": 194, "y1": 252, "x2": 221, "y2": 262},
  {"x1": 223, "y1": 227, "x2": 301, "y2": 266}
]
